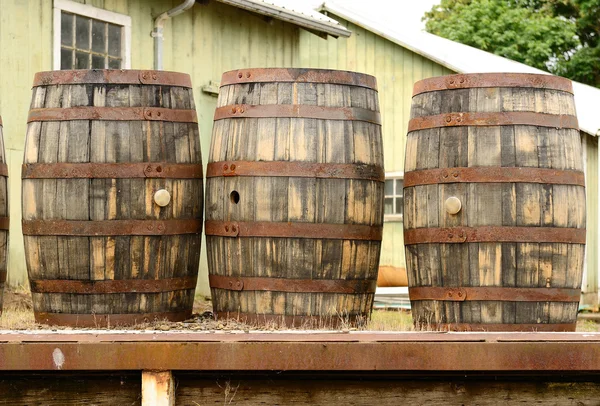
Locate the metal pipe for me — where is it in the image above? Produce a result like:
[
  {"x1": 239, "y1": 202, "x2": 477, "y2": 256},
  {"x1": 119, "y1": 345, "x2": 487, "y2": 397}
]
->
[{"x1": 152, "y1": 0, "x2": 196, "y2": 70}]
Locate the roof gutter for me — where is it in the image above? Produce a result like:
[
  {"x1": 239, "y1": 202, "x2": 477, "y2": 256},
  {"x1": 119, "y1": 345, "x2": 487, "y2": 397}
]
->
[
  {"x1": 152, "y1": 0, "x2": 196, "y2": 70},
  {"x1": 218, "y1": 0, "x2": 350, "y2": 38}
]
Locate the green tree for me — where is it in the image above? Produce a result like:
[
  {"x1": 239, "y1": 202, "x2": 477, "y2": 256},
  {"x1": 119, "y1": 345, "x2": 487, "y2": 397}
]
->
[
  {"x1": 424, "y1": 0, "x2": 600, "y2": 87},
  {"x1": 550, "y1": 0, "x2": 600, "y2": 86}
]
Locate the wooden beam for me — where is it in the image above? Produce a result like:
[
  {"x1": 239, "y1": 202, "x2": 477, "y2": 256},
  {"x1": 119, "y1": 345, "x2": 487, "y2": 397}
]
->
[
  {"x1": 175, "y1": 375, "x2": 600, "y2": 405},
  {"x1": 142, "y1": 370, "x2": 174, "y2": 406},
  {"x1": 2, "y1": 332, "x2": 600, "y2": 372},
  {"x1": 0, "y1": 373, "x2": 140, "y2": 404}
]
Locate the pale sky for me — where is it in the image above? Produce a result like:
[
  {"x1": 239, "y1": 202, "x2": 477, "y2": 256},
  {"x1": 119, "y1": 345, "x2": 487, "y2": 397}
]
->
[{"x1": 305, "y1": 0, "x2": 441, "y2": 31}]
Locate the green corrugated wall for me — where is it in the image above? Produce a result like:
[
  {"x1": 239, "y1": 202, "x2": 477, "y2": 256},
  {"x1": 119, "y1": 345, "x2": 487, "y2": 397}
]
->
[
  {"x1": 299, "y1": 14, "x2": 599, "y2": 299},
  {"x1": 583, "y1": 134, "x2": 598, "y2": 305},
  {"x1": 1, "y1": 2, "x2": 597, "y2": 302},
  {"x1": 0, "y1": 0, "x2": 300, "y2": 295},
  {"x1": 299, "y1": 16, "x2": 454, "y2": 271}
]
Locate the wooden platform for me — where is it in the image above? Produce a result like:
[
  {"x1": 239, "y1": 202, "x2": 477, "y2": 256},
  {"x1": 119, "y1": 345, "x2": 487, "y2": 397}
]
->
[{"x1": 1, "y1": 331, "x2": 600, "y2": 405}]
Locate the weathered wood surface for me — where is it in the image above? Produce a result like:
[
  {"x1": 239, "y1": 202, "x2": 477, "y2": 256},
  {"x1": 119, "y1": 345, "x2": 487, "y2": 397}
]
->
[
  {"x1": 2, "y1": 371, "x2": 600, "y2": 406},
  {"x1": 405, "y1": 75, "x2": 585, "y2": 331},
  {"x1": 0, "y1": 119, "x2": 7, "y2": 315},
  {"x1": 142, "y1": 371, "x2": 174, "y2": 406},
  {"x1": 175, "y1": 374, "x2": 600, "y2": 405},
  {"x1": 22, "y1": 73, "x2": 203, "y2": 326},
  {"x1": 206, "y1": 70, "x2": 384, "y2": 326},
  {"x1": 0, "y1": 373, "x2": 141, "y2": 405}
]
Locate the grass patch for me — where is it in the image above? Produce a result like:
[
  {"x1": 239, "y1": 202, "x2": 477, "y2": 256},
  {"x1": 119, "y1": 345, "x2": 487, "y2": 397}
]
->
[
  {"x1": 576, "y1": 319, "x2": 600, "y2": 332},
  {"x1": 2, "y1": 288, "x2": 600, "y2": 332},
  {"x1": 0, "y1": 287, "x2": 35, "y2": 329},
  {"x1": 367, "y1": 309, "x2": 414, "y2": 331}
]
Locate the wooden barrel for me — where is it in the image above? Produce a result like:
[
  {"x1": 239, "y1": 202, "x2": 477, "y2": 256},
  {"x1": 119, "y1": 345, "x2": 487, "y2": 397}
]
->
[
  {"x1": 206, "y1": 68, "x2": 384, "y2": 327},
  {"x1": 22, "y1": 70, "x2": 203, "y2": 327},
  {"x1": 404, "y1": 73, "x2": 585, "y2": 332},
  {"x1": 0, "y1": 116, "x2": 7, "y2": 315}
]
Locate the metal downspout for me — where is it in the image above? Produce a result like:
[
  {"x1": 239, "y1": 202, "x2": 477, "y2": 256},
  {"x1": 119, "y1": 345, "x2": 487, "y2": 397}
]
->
[{"x1": 152, "y1": 0, "x2": 196, "y2": 70}]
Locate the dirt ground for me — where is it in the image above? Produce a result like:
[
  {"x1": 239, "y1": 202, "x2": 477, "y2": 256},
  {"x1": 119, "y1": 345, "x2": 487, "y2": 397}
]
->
[
  {"x1": 1, "y1": 288, "x2": 597, "y2": 332},
  {"x1": 0, "y1": 288, "x2": 414, "y2": 331}
]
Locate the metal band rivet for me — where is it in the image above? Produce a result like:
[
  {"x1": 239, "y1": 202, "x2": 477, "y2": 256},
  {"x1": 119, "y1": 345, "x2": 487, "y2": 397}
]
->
[
  {"x1": 408, "y1": 112, "x2": 578, "y2": 132},
  {"x1": 30, "y1": 276, "x2": 198, "y2": 294},
  {"x1": 220, "y1": 68, "x2": 378, "y2": 91},
  {"x1": 22, "y1": 219, "x2": 202, "y2": 236},
  {"x1": 413, "y1": 73, "x2": 574, "y2": 96},
  {"x1": 404, "y1": 167, "x2": 585, "y2": 187},
  {"x1": 205, "y1": 221, "x2": 382, "y2": 241},
  {"x1": 209, "y1": 275, "x2": 377, "y2": 294},
  {"x1": 33, "y1": 70, "x2": 192, "y2": 88},
  {"x1": 409, "y1": 287, "x2": 581, "y2": 303},
  {"x1": 22, "y1": 162, "x2": 203, "y2": 179},
  {"x1": 207, "y1": 161, "x2": 384, "y2": 182},
  {"x1": 404, "y1": 226, "x2": 586, "y2": 245},
  {"x1": 27, "y1": 107, "x2": 198, "y2": 123},
  {"x1": 214, "y1": 104, "x2": 381, "y2": 125}
]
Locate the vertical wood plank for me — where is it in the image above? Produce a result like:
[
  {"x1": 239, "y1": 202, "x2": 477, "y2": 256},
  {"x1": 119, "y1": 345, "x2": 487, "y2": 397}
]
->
[
  {"x1": 208, "y1": 70, "x2": 382, "y2": 326},
  {"x1": 407, "y1": 76, "x2": 582, "y2": 330},
  {"x1": 23, "y1": 73, "x2": 202, "y2": 324},
  {"x1": 142, "y1": 371, "x2": 174, "y2": 406}
]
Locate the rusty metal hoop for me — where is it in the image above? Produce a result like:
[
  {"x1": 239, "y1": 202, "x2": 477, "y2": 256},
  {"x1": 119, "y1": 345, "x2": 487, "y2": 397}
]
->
[
  {"x1": 33, "y1": 70, "x2": 192, "y2": 88},
  {"x1": 220, "y1": 68, "x2": 378, "y2": 90},
  {"x1": 413, "y1": 73, "x2": 573, "y2": 96}
]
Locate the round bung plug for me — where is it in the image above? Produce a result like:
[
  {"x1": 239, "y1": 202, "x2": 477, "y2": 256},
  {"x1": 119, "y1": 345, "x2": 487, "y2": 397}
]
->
[
  {"x1": 445, "y1": 196, "x2": 462, "y2": 215},
  {"x1": 154, "y1": 189, "x2": 171, "y2": 207}
]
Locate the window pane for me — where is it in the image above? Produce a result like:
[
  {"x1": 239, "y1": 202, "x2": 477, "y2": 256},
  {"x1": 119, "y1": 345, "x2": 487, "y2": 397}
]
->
[
  {"x1": 107, "y1": 24, "x2": 121, "y2": 57},
  {"x1": 92, "y1": 55, "x2": 105, "y2": 69},
  {"x1": 108, "y1": 58, "x2": 121, "y2": 69},
  {"x1": 385, "y1": 179, "x2": 393, "y2": 196},
  {"x1": 75, "y1": 16, "x2": 90, "y2": 50},
  {"x1": 396, "y1": 179, "x2": 404, "y2": 194},
  {"x1": 60, "y1": 48, "x2": 73, "y2": 70},
  {"x1": 396, "y1": 197, "x2": 403, "y2": 216},
  {"x1": 75, "y1": 51, "x2": 90, "y2": 69},
  {"x1": 91, "y1": 20, "x2": 106, "y2": 53},
  {"x1": 384, "y1": 198, "x2": 394, "y2": 215},
  {"x1": 61, "y1": 12, "x2": 73, "y2": 46}
]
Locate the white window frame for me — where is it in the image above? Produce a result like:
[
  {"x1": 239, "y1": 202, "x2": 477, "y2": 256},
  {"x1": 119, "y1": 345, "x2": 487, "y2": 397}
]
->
[
  {"x1": 53, "y1": 0, "x2": 132, "y2": 70},
  {"x1": 384, "y1": 171, "x2": 404, "y2": 222}
]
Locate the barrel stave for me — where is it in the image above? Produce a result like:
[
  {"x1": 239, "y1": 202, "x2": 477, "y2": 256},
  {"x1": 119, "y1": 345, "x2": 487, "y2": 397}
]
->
[
  {"x1": 33, "y1": 291, "x2": 194, "y2": 314},
  {"x1": 405, "y1": 182, "x2": 585, "y2": 317},
  {"x1": 207, "y1": 70, "x2": 382, "y2": 325},
  {"x1": 23, "y1": 71, "x2": 202, "y2": 325},
  {"x1": 406, "y1": 74, "x2": 584, "y2": 331},
  {"x1": 412, "y1": 87, "x2": 577, "y2": 116}
]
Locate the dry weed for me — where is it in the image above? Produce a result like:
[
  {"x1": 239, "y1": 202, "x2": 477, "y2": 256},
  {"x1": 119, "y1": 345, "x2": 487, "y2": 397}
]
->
[
  {"x1": 0, "y1": 286, "x2": 35, "y2": 329},
  {"x1": 367, "y1": 309, "x2": 414, "y2": 331},
  {"x1": 2, "y1": 288, "x2": 600, "y2": 332}
]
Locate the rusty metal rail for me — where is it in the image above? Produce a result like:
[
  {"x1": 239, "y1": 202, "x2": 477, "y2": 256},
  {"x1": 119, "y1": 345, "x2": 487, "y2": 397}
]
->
[{"x1": 1, "y1": 331, "x2": 600, "y2": 372}]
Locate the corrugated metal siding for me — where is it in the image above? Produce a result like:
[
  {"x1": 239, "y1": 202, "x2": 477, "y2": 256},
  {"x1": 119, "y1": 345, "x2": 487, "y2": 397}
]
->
[
  {"x1": 379, "y1": 222, "x2": 405, "y2": 269},
  {"x1": 0, "y1": 0, "x2": 300, "y2": 293},
  {"x1": 299, "y1": 17, "x2": 454, "y2": 173},
  {"x1": 299, "y1": 16, "x2": 454, "y2": 269},
  {"x1": 583, "y1": 134, "x2": 598, "y2": 305},
  {"x1": 0, "y1": 0, "x2": 54, "y2": 287},
  {"x1": 3, "y1": 1, "x2": 595, "y2": 298}
]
